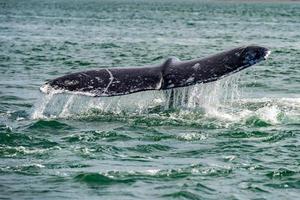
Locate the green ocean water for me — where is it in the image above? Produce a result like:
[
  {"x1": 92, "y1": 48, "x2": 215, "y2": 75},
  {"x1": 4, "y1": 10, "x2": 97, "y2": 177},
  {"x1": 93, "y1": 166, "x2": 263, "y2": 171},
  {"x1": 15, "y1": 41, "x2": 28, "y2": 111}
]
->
[{"x1": 0, "y1": 0, "x2": 300, "y2": 199}]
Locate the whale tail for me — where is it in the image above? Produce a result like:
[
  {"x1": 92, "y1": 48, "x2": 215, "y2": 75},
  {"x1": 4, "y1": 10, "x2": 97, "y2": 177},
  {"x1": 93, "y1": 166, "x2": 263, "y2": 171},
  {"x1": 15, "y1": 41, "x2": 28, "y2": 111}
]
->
[{"x1": 41, "y1": 45, "x2": 270, "y2": 97}]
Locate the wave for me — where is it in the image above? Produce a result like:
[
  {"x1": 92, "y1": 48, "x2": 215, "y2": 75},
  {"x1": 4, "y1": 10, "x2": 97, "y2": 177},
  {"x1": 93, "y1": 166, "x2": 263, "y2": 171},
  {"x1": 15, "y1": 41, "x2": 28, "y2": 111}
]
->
[
  {"x1": 73, "y1": 163, "x2": 232, "y2": 186},
  {"x1": 27, "y1": 119, "x2": 73, "y2": 130}
]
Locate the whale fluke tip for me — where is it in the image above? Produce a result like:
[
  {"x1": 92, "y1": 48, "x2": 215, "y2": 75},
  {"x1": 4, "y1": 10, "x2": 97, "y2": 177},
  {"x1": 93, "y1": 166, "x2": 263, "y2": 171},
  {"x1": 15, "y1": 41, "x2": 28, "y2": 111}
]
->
[{"x1": 40, "y1": 83, "x2": 52, "y2": 94}]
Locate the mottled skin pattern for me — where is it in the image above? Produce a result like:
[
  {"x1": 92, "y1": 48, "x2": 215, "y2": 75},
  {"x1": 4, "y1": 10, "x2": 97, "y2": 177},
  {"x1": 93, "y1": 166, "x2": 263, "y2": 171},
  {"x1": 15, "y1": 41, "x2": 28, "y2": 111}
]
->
[{"x1": 42, "y1": 45, "x2": 269, "y2": 97}]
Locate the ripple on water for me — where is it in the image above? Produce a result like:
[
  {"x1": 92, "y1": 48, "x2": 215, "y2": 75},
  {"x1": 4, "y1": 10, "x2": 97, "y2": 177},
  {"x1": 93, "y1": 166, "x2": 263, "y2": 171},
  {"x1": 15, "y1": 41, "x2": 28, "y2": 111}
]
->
[
  {"x1": 73, "y1": 164, "x2": 233, "y2": 187},
  {"x1": 162, "y1": 190, "x2": 203, "y2": 200},
  {"x1": 0, "y1": 163, "x2": 45, "y2": 176},
  {"x1": 27, "y1": 120, "x2": 73, "y2": 131},
  {"x1": 266, "y1": 168, "x2": 298, "y2": 179},
  {"x1": 62, "y1": 130, "x2": 132, "y2": 143},
  {"x1": 74, "y1": 172, "x2": 135, "y2": 186},
  {"x1": 0, "y1": 145, "x2": 58, "y2": 158},
  {"x1": 126, "y1": 143, "x2": 172, "y2": 154},
  {"x1": 264, "y1": 180, "x2": 300, "y2": 189},
  {"x1": 71, "y1": 144, "x2": 123, "y2": 159},
  {"x1": 0, "y1": 131, "x2": 58, "y2": 148}
]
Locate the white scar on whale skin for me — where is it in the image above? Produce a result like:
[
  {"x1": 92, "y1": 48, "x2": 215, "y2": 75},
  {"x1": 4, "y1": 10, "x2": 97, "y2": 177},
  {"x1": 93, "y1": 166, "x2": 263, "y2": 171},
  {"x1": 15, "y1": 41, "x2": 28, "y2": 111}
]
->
[{"x1": 103, "y1": 69, "x2": 114, "y2": 94}]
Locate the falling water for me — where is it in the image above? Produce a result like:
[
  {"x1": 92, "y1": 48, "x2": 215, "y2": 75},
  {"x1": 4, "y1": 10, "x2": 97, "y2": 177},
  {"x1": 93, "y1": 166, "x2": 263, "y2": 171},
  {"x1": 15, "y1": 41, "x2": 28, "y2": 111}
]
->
[{"x1": 31, "y1": 74, "x2": 243, "y2": 119}]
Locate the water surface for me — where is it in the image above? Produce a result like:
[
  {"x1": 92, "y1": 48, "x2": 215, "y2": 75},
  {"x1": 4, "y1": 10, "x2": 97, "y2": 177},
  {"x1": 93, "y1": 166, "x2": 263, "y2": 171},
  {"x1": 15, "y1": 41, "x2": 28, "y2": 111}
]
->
[{"x1": 0, "y1": 0, "x2": 299, "y2": 199}]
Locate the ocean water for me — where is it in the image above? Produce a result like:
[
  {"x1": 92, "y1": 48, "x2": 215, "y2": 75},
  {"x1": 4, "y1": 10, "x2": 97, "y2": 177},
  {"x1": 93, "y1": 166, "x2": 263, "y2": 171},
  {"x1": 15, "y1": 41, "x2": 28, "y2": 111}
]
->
[{"x1": 0, "y1": 0, "x2": 300, "y2": 199}]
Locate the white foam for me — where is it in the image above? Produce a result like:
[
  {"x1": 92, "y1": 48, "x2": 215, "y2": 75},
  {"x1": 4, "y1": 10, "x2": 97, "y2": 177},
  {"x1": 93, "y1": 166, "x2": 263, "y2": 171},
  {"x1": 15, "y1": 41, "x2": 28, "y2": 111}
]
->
[
  {"x1": 264, "y1": 50, "x2": 271, "y2": 60},
  {"x1": 177, "y1": 132, "x2": 207, "y2": 141},
  {"x1": 146, "y1": 169, "x2": 160, "y2": 175},
  {"x1": 256, "y1": 105, "x2": 280, "y2": 124}
]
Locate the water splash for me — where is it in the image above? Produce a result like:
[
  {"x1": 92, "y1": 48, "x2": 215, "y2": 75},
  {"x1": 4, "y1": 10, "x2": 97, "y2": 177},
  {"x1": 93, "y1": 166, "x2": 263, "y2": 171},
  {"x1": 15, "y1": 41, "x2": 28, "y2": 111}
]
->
[
  {"x1": 31, "y1": 74, "x2": 300, "y2": 126},
  {"x1": 32, "y1": 75, "x2": 242, "y2": 119},
  {"x1": 31, "y1": 92, "x2": 54, "y2": 119}
]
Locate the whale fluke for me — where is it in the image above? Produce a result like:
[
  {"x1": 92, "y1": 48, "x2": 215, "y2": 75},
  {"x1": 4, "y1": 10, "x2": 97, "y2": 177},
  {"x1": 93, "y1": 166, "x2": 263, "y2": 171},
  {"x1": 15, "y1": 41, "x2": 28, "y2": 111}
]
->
[{"x1": 40, "y1": 45, "x2": 270, "y2": 97}]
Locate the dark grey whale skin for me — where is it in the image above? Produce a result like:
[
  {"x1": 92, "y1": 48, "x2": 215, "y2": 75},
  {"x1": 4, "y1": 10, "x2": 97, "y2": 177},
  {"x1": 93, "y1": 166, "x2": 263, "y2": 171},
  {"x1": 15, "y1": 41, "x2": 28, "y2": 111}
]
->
[{"x1": 42, "y1": 45, "x2": 269, "y2": 97}]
